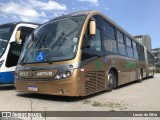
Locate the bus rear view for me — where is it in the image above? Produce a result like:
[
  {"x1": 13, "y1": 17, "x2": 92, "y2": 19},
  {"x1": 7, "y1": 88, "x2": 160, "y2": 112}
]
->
[{"x1": 0, "y1": 22, "x2": 38, "y2": 84}]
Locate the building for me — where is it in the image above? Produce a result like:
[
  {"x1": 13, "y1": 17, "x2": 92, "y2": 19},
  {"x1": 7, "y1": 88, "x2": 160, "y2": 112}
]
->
[
  {"x1": 152, "y1": 48, "x2": 160, "y2": 65},
  {"x1": 134, "y1": 35, "x2": 152, "y2": 50}
]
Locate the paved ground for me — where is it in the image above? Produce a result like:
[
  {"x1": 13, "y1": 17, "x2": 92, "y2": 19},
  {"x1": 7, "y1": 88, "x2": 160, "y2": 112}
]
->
[{"x1": 0, "y1": 74, "x2": 160, "y2": 120}]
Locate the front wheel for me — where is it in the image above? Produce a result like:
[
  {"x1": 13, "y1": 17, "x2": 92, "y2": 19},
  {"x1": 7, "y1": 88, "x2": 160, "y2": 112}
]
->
[{"x1": 107, "y1": 71, "x2": 116, "y2": 92}]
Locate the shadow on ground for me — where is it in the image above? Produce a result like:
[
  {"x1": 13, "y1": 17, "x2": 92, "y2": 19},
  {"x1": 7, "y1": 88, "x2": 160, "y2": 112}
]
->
[
  {"x1": 0, "y1": 84, "x2": 14, "y2": 90},
  {"x1": 16, "y1": 91, "x2": 106, "y2": 102},
  {"x1": 16, "y1": 77, "x2": 152, "y2": 102}
]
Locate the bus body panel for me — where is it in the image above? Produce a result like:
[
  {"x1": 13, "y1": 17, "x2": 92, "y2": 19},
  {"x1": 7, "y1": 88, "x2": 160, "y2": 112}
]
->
[
  {"x1": 0, "y1": 71, "x2": 14, "y2": 83},
  {"x1": 15, "y1": 54, "x2": 147, "y2": 96},
  {"x1": 0, "y1": 23, "x2": 38, "y2": 84},
  {"x1": 15, "y1": 69, "x2": 79, "y2": 96},
  {"x1": 15, "y1": 11, "x2": 155, "y2": 96}
]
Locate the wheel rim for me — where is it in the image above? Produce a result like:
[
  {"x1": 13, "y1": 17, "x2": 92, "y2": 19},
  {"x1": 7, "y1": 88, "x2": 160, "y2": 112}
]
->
[
  {"x1": 108, "y1": 73, "x2": 114, "y2": 90},
  {"x1": 140, "y1": 71, "x2": 142, "y2": 80},
  {"x1": 140, "y1": 73, "x2": 142, "y2": 80}
]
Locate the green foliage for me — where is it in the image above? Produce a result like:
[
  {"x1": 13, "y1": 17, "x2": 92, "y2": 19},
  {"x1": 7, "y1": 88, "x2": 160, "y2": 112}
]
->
[
  {"x1": 156, "y1": 69, "x2": 160, "y2": 73},
  {"x1": 156, "y1": 63, "x2": 160, "y2": 68}
]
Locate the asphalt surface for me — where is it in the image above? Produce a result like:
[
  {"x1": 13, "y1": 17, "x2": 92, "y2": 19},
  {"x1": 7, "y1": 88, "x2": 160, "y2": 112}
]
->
[{"x1": 0, "y1": 74, "x2": 160, "y2": 120}]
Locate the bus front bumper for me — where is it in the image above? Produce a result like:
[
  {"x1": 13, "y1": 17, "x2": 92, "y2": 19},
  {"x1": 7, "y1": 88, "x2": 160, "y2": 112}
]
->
[{"x1": 14, "y1": 78, "x2": 79, "y2": 96}]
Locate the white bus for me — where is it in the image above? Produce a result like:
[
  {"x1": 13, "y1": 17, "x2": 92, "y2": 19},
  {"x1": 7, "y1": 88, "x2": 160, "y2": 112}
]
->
[{"x1": 0, "y1": 22, "x2": 39, "y2": 84}]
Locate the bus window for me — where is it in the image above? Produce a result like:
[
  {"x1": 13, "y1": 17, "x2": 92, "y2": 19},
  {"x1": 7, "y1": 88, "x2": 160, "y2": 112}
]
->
[
  {"x1": 104, "y1": 37, "x2": 117, "y2": 53},
  {"x1": 126, "y1": 37, "x2": 132, "y2": 47},
  {"x1": 103, "y1": 21, "x2": 115, "y2": 40},
  {"x1": 133, "y1": 41, "x2": 137, "y2": 50},
  {"x1": 127, "y1": 47, "x2": 133, "y2": 58},
  {"x1": 82, "y1": 28, "x2": 102, "y2": 60},
  {"x1": 86, "y1": 28, "x2": 102, "y2": 51},
  {"x1": 138, "y1": 45, "x2": 145, "y2": 61},
  {"x1": 0, "y1": 25, "x2": 13, "y2": 58},
  {"x1": 133, "y1": 41, "x2": 138, "y2": 59},
  {"x1": 117, "y1": 30, "x2": 124, "y2": 43},
  {"x1": 126, "y1": 37, "x2": 133, "y2": 57},
  {"x1": 103, "y1": 21, "x2": 117, "y2": 53},
  {"x1": 19, "y1": 16, "x2": 86, "y2": 64},
  {"x1": 117, "y1": 30, "x2": 126, "y2": 56},
  {"x1": 6, "y1": 27, "x2": 34, "y2": 67}
]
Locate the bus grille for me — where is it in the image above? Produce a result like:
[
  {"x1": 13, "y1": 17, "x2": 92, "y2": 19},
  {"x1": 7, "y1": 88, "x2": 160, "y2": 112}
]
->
[{"x1": 85, "y1": 71, "x2": 105, "y2": 95}]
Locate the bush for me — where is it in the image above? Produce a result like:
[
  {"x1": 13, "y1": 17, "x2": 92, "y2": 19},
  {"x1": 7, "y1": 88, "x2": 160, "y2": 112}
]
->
[
  {"x1": 156, "y1": 69, "x2": 160, "y2": 73},
  {"x1": 156, "y1": 63, "x2": 160, "y2": 68}
]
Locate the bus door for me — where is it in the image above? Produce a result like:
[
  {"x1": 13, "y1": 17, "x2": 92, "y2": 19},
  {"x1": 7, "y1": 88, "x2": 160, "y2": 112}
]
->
[
  {"x1": 5, "y1": 27, "x2": 34, "y2": 68},
  {"x1": 81, "y1": 16, "x2": 106, "y2": 95}
]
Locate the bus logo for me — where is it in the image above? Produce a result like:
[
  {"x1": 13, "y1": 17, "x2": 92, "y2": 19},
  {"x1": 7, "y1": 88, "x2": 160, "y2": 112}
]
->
[{"x1": 37, "y1": 72, "x2": 53, "y2": 77}]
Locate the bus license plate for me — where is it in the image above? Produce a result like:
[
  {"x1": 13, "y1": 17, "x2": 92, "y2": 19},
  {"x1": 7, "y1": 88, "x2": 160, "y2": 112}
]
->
[{"x1": 28, "y1": 86, "x2": 38, "y2": 91}]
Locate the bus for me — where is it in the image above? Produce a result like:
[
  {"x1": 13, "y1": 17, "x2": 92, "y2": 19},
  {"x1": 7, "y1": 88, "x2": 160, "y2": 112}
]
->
[
  {"x1": 0, "y1": 22, "x2": 39, "y2": 84},
  {"x1": 14, "y1": 11, "x2": 155, "y2": 96}
]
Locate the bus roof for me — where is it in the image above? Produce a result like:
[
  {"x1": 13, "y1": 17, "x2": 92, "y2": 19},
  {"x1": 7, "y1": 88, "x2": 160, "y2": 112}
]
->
[
  {"x1": 49, "y1": 10, "x2": 144, "y2": 48},
  {"x1": 0, "y1": 22, "x2": 40, "y2": 26},
  {"x1": 49, "y1": 10, "x2": 92, "y2": 22},
  {"x1": 87, "y1": 11, "x2": 144, "y2": 48}
]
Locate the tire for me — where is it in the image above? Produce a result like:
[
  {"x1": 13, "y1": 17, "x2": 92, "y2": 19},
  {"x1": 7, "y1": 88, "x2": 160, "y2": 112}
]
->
[
  {"x1": 138, "y1": 70, "x2": 143, "y2": 83},
  {"x1": 107, "y1": 71, "x2": 116, "y2": 92}
]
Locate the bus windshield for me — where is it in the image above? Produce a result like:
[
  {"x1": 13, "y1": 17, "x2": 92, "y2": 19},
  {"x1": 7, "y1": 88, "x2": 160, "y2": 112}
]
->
[
  {"x1": 0, "y1": 25, "x2": 14, "y2": 57},
  {"x1": 19, "y1": 15, "x2": 86, "y2": 64}
]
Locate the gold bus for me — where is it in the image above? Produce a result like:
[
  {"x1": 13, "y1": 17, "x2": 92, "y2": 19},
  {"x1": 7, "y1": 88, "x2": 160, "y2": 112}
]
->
[{"x1": 14, "y1": 10, "x2": 155, "y2": 96}]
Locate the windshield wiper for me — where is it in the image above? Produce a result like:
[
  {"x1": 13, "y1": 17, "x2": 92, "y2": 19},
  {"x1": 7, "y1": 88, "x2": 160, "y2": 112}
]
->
[
  {"x1": 20, "y1": 32, "x2": 38, "y2": 65},
  {"x1": 20, "y1": 33, "x2": 52, "y2": 65},
  {"x1": 46, "y1": 54, "x2": 53, "y2": 64}
]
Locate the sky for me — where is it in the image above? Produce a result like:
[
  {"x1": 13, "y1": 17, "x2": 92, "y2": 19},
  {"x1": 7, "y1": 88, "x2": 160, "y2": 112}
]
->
[{"x1": 0, "y1": 0, "x2": 159, "y2": 49}]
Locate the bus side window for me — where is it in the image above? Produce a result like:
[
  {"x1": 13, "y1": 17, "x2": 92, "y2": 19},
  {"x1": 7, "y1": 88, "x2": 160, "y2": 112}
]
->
[
  {"x1": 126, "y1": 37, "x2": 134, "y2": 58},
  {"x1": 82, "y1": 28, "x2": 102, "y2": 60},
  {"x1": 6, "y1": 27, "x2": 34, "y2": 67},
  {"x1": 103, "y1": 21, "x2": 117, "y2": 54},
  {"x1": 88, "y1": 28, "x2": 102, "y2": 51}
]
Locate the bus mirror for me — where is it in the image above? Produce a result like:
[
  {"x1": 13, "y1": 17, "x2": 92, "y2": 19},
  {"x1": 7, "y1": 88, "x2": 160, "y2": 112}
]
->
[
  {"x1": 89, "y1": 20, "x2": 96, "y2": 36},
  {"x1": 15, "y1": 30, "x2": 21, "y2": 43}
]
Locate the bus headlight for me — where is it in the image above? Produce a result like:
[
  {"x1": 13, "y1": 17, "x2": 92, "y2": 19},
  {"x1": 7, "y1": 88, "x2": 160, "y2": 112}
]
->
[
  {"x1": 55, "y1": 72, "x2": 63, "y2": 79},
  {"x1": 66, "y1": 71, "x2": 72, "y2": 77},
  {"x1": 55, "y1": 70, "x2": 73, "y2": 80}
]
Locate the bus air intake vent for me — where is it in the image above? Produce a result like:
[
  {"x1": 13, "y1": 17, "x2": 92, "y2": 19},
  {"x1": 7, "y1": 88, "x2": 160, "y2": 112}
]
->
[{"x1": 85, "y1": 71, "x2": 105, "y2": 95}]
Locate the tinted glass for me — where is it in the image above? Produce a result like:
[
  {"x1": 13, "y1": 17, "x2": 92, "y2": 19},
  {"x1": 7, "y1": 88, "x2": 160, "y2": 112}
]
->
[
  {"x1": 85, "y1": 28, "x2": 102, "y2": 51},
  {"x1": 118, "y1": 43, "x2": 126, "y2": 55},
  {"x1": 103, "y1": 21, "x2": 115, "y2": 40},
  {"x1": 133, "y1": 50, "x2": 138, "y2": 59},
  {"x1": 19, "y1": 16, "x2": 86, "y2": 64},
  {"x1": 126, "y1": 37, "x2": 132, "y2": 47},
  {"x1": 104, "y1": 37, "x2": 117, "y2": 53},
  {"x1": 0, "y1": 25, "x2": 14, "y2": 57},
  {"x1": 147, "y1": 51, "x2": 155, "y2": 64},
  {"x1": 133, "y1": 41, "x2": 137, "y2": 50},
  {"x1": 127, "y1": 47, "x2": 133, "y2": 57},
  {"x1": 117, "y1": 30, "x2": 124, "y2": 43}
]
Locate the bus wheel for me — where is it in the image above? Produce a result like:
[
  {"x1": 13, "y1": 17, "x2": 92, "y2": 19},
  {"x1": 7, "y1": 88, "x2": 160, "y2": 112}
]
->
[
  {"x1": 107, "y1": 71, "x2": 116, "y2": 92},
  {"x1": 138, "y1": 70, "x2": 143, "y2": 83}
]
